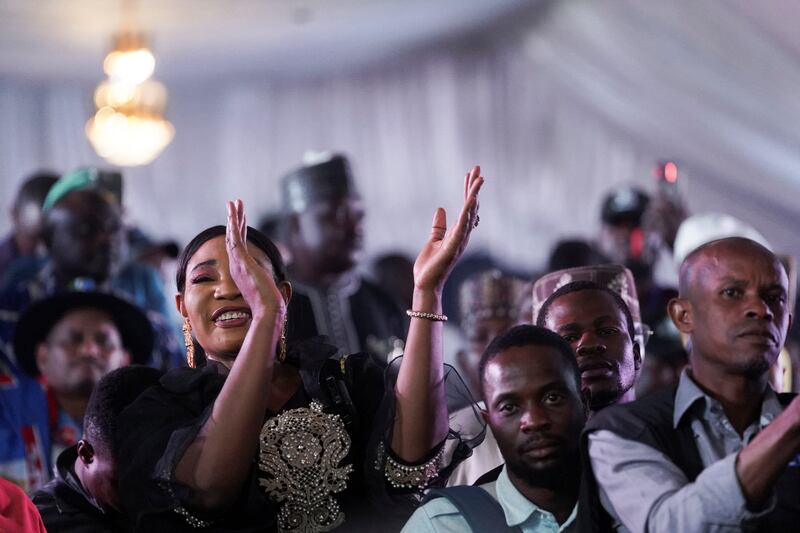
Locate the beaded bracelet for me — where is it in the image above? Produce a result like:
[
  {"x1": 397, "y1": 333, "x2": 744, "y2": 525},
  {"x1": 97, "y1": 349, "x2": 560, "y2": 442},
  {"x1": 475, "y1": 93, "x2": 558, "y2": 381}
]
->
[{"x1": 406, "y1": 309, "x2": 448, "y2": 322}]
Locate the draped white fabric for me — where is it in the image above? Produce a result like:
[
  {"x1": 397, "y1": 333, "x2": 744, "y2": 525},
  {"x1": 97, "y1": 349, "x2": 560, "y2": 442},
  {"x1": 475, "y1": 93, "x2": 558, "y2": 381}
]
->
[{"x1": 2, "y1": 0, "x2": 800, "y2": 274}]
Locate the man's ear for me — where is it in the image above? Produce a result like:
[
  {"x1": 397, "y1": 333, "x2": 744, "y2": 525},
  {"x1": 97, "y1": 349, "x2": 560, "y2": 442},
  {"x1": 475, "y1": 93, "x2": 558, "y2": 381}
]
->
[
  {"x1": 77, "y1": 439, "x2": 94, "y2": 465},
  {"x1": 480, "y1": 406, "x2": 489, "y2": 426},
  {"x1": 34, "y1": 342, "x2": 48, "y2": 376},
  {"x1": 175, "y1": 293, "x2": 187, "y2": 318},
  {"x1": 632, "y1": 342, "x2": 642, "y2": 371},
  {"x1": 668, "y1": 297, "x2": 693, "y2": 334},
  {"x1": 121, "y1": 348, "x2": 131, "y2": 367}
]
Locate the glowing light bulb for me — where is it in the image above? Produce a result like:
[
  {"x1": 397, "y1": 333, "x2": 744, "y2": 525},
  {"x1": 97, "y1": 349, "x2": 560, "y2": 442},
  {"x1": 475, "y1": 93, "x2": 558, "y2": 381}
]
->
[
  {"x1": 89, "y1": 30, "x2": 173, "y2": 166},
  {"x1": 87, "y1": 108, "x2": 174, "y2": 167},
  {"x1": 103, "y1": 48, "x2": 155, "y2": 85}
]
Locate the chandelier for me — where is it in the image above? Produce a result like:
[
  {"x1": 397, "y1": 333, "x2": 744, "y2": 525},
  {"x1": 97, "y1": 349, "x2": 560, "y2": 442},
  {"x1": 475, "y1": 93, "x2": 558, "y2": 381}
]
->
[{"x1": 86, "y1": 25, "x2": 174, "y2": 167}]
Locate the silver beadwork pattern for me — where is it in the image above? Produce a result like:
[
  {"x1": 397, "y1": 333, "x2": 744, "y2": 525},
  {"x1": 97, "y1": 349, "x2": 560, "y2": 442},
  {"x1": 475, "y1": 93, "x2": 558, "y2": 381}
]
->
[
  {"x1": 160, "y1": 468, "x2": 213, "y2": 528},
  {"x1": 383, "y1": 443, "x2": 444, "y2": 490},
  {"x1": 258, "y1": 400, "x2": 354, "y2": 533},
  {"x1": 172, "y1": 506, "x2": 212, "y2": 529}
]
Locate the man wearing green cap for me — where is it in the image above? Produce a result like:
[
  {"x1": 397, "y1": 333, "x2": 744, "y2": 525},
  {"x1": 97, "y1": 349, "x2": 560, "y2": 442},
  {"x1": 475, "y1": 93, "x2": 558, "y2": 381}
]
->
[{"x1": 0, "y1": 168, "x2": 181, "y2": 370}]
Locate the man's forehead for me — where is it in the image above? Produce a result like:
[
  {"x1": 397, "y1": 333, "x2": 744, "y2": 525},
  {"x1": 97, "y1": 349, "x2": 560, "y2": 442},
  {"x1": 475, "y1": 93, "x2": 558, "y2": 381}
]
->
[
  {"x1": 484, "y1": 346, "x2": 570, "y2": 392},
  {"x1": 548, "y1": 290, "x2": 622, "y2": 324},
  {"x1": 693, "y1": 243, "x2": 787, "y2": 288},
  {"x1": 50, "y1": 198, "x2": 119, "y2": 231},
  {"x1": 59, "y1": 189, "x2": 116, "y2": 212}
]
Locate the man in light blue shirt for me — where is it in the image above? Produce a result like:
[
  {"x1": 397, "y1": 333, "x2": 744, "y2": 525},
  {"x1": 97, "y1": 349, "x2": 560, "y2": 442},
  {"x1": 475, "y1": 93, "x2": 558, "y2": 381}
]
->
[{"x1": 403, "y1": 325, "x2": 585, "y2": 532}]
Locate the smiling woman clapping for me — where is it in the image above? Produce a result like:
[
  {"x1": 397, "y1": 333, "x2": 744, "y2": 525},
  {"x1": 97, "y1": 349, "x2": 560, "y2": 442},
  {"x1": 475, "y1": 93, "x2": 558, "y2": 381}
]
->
[{"x1": 114, "y1": 168, "x2": 485, "y2": 532}]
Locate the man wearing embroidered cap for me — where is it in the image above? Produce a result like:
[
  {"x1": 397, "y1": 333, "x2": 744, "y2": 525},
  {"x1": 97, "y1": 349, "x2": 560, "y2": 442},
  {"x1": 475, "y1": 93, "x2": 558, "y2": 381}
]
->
[
  {"x1": 282, "y1": 154, "x2": 406, "y2": 364},
  {"x1": 445, "y1": 270, "x2": 524, "y2": 487},
  {"x1": 456, "y1": 270, "x2": 525, "y2": 399},
  {"x1": 532, "y1": 265, "x2": 646, "y2": 351},
  {"x1": 534, "y1": 266, "x2": 642, "y2": 414},
  {"x1": 448, "y1": 266, "x2": 643, "y2": 487}
]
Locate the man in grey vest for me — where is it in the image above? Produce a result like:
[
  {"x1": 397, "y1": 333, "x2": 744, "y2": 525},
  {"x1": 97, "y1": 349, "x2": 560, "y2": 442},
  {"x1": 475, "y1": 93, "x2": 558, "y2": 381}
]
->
[{"x1": 583, "y1": 237, "x2": 800, "y2": 532}]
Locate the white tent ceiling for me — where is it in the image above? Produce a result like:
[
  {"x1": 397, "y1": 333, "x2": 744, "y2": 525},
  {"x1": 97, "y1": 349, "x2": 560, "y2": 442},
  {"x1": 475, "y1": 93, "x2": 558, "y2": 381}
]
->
[
  {"x1": 2, "y1": 0, "x2": 800, "y2": 270},
  {"x1": 0, "y1": 0, "x2": 532, "y2": 82},
  {"x1": 520, "y1": 0, "x2": 800, "y2": 257}
]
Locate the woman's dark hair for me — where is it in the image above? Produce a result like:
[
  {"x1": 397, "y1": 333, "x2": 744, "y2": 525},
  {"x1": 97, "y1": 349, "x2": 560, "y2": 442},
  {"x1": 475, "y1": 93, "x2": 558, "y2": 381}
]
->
[{"x1": 176, "y1": 225, "x2": 288, "y2": 293}]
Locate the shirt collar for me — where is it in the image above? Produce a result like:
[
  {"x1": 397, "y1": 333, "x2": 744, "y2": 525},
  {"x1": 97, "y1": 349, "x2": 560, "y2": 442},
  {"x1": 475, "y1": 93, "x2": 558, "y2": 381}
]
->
[
  {"x1": 673, "y1": 370, "x2": 707, "y2": 428},
  {"x1": 758, "y1": 385, "x2": 783, "y2": 425},
  {"x1": 673, "y1": 368, "x2": 782, "y2": 428},
  {"x1": 496, "y1": 465, "x2": 578, "y2": 529}
]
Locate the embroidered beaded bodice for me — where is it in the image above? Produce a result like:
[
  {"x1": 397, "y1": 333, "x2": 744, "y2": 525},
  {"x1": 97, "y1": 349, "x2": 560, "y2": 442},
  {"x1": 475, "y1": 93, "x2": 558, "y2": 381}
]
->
[{"x1": 258, "y1": 400, "x2": 354, "y2": 533}]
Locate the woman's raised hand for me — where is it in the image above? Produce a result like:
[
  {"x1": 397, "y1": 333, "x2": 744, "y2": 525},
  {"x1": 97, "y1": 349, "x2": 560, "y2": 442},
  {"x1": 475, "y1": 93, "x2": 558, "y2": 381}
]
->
[
  {"x1": 413, "y1": 166, "x2": 485, "y2": 294},
  {"x1": 226, "y1": 199, "x2": 286, "y2": 321}
]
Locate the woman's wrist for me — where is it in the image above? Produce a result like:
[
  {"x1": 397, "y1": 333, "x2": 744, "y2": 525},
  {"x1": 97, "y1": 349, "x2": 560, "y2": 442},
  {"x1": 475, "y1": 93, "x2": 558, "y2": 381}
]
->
[
  {"x1": 411, "y1": 288, "x2": 443, "y2": 314},
  {"x1": 249, "y1": 307, "x2": 286, "y2": 327}
]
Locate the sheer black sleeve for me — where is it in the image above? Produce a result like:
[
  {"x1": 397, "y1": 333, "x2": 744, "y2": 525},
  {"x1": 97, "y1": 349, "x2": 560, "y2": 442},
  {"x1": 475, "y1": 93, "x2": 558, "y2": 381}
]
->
[
  {"x1": 357, "y1": 356, "x2": 486, "y2": 520},
  {"x1": 115, "y1": 365, "x2": 226, "y2": 530}
]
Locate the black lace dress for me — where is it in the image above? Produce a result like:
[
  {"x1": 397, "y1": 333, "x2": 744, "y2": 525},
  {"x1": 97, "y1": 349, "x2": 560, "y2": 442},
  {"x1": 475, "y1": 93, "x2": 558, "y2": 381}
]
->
[{"x1": 115, "y1": 339, "x2": 479, "y2": 532}]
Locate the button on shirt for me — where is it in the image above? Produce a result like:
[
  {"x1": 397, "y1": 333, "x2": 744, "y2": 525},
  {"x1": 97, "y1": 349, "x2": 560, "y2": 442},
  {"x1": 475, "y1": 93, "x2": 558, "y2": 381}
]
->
[
  {"x1": 402, "y1": 465, "x2": 578, "y2": 533},
  {"x1": 588, "y1": 370, "x2": 781, "y2": 533}
]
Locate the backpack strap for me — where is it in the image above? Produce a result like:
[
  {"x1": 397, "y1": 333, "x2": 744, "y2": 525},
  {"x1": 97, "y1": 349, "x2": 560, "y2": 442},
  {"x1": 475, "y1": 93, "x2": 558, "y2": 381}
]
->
[
  {"x1": 474, "y1": 464, "x2": 504, "y2": 486},
  {"x1": 423, "y1": 486, "x2": 522, "y2": 532}
]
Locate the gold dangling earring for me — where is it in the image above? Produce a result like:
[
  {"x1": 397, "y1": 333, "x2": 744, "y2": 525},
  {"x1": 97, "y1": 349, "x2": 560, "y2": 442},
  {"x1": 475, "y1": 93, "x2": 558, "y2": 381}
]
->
[
  {"x1": 183, "y1": 318, "x2": 196, "y2": 368},
  {"x1": 277, "y1": 316, "x2": 287, "y2": 363}
]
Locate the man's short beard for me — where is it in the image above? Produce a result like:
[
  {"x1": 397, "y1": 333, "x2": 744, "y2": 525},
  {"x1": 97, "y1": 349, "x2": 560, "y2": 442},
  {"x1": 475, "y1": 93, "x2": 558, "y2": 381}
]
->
[
  {"x1": 506, "y1": 451, "x2": 580, "y2": 490},
  {"x1": 740, "y1": 358, "x2": 770, "y2": 380},
  {"x1": 585, "y1": 379, "x2": 631, "y2": 411}
]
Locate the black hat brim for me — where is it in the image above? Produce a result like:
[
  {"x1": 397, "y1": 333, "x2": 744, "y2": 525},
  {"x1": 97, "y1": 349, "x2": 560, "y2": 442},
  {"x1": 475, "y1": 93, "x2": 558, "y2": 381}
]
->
[{"x1": 13, "y1": 291, "x2": 154, "y2": 376}]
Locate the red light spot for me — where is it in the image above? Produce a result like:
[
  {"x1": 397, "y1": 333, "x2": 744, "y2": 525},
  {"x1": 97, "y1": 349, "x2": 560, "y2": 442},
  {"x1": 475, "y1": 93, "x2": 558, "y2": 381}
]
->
[
  {"x1": 664, "y1": 162, "x2": 678, "y2": 183},
  {"x1": 629, "y1": 228, "x2": 644, "y2": 260}
]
